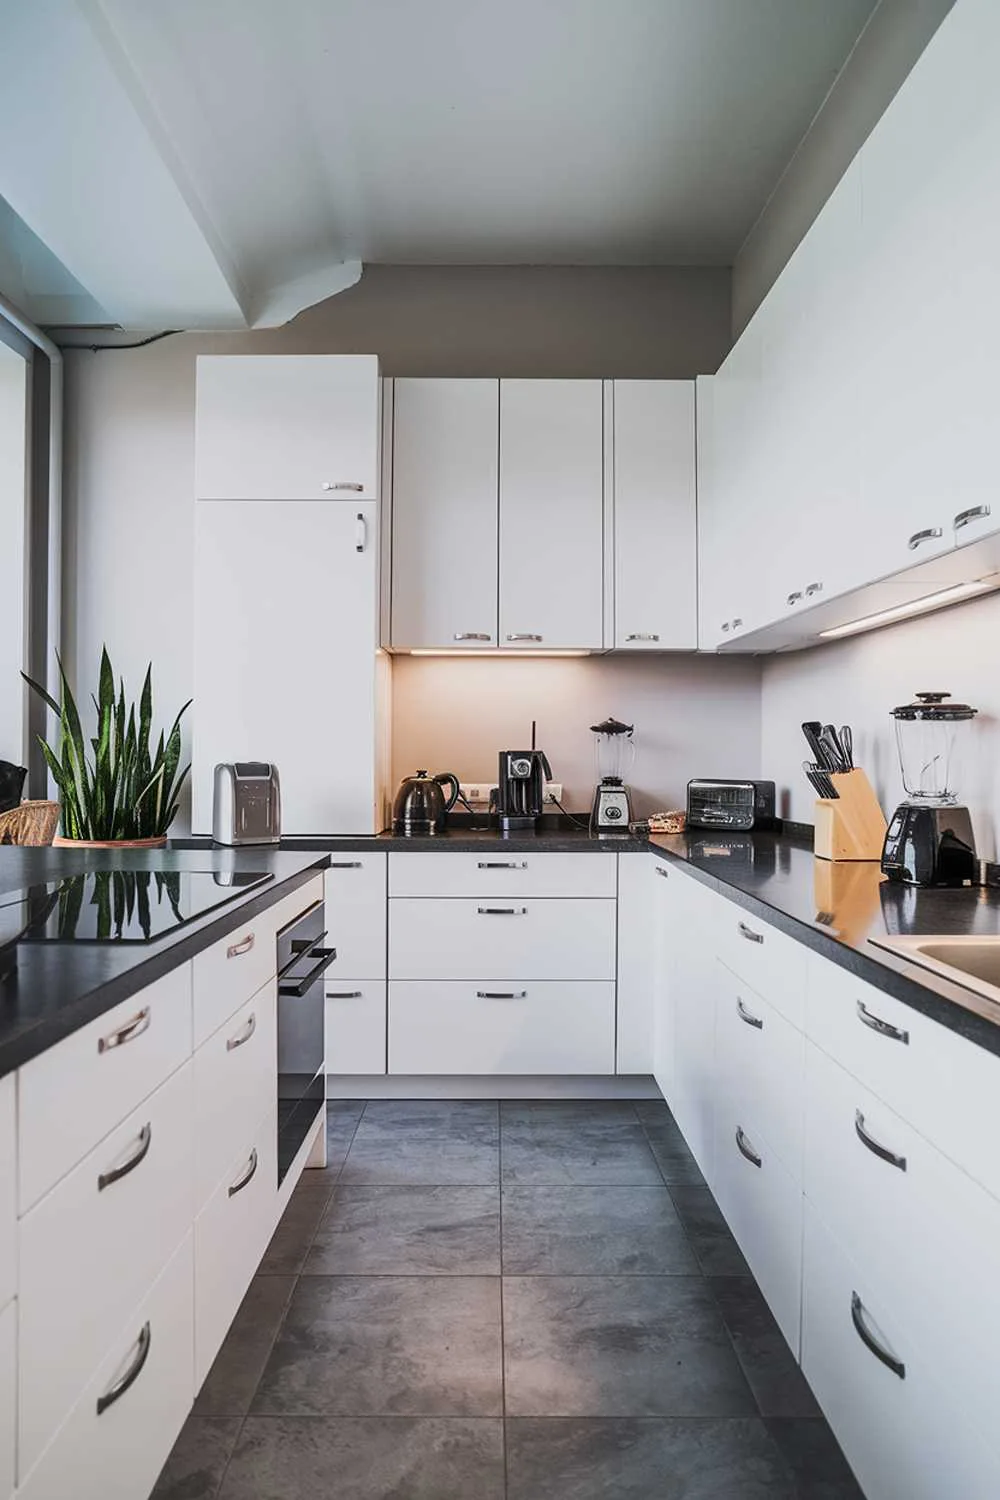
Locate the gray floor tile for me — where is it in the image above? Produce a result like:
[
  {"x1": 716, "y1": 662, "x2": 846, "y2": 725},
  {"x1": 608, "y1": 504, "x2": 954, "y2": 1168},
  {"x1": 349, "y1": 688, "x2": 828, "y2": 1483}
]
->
[
  {"x1": 642, "y1": 1119, "x2": 707, "y2": 1186},
  {"x1": 257, "y1": 1178, "x2": 332, "y2": 1275},
  {"x1": 305, "y1": 1185, "x2": 501, "y2": 1275},
  {"x1": 218, "y1": 1417, "x2": 505, "y2": 1500},
  {"x1": 710, "y1": 1277, "x2": 819, "y2": 1418},
  {"x1": 362, "y1": 1100, "x2": 499, "y2": 1131},
  {"x1": 501, "y1": 1116, "x2": 663, "y2": 1186},
  {"x1": 503, "y1": 1276, "x2": 757, "y2": 1417},
  {"x1": 765, "y1": 1418, "x2": 866, "y2": 1499},
  {"x1": 501, "y1": 1100, "x2": 642, "y2": 1128},
  {"x1": 341, "y1": 1102, "x2": 499, "y2": 1185},
  {"x1": 502, "y1": 1185, "x2": 698, "y2": 1275},
  {"x1": 152, "y1": 1415, "x2": 240, "y2": 1500},
  {"x1": 506, "y1": 1417, "x2": 798, "y2": 1500},
  {"x1": 194, "y1": 1276, "x2": 296, "y2": 1417},
  {"x1": 669, "y1": 1186, "x2": 751, "y2": 1276},
  {"x1": 631, "y1": 1097, "x2": 672, "y2": 1124},
  {"x1": 252, "y1": 1275, "x2": 503, "y2": 1416}
]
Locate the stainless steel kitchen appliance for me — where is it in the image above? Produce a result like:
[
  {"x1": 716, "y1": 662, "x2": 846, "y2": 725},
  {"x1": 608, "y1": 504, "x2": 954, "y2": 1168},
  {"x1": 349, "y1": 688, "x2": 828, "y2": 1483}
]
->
[
  {"x1": 391, "y1": 769, "x2": 460, "y2": 835},
  {"x1": 590, "y1": 718, "x2": 635, "y2": 835},
  {"x1": 687, "y1": 779, "x2": 776, "y2": 831},
  {"x1": 880, "y1": 692, "x2": 978, "y2": 887},
  {"x1": 212, "y1": 762, "x2": 281, "y2": 846},
  {"x1": 276, "y1": 899, "x2": 337, "y2": 1184}
]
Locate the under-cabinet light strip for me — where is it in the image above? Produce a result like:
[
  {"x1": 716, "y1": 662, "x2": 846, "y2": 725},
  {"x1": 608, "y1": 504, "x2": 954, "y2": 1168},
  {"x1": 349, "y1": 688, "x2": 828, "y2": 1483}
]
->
[{"x1": 818, "y1": 580, "x2": 993, "y2": 640}]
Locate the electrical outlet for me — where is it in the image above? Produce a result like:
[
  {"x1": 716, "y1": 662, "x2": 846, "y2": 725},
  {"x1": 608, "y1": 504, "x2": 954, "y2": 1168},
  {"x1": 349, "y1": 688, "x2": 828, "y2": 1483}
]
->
[
  {"x1": 544, "y1": 782, "x2": 563, "y2": 803},
  {"x1": 459, "y1": 782, "x2": 495, "y2": 805}
]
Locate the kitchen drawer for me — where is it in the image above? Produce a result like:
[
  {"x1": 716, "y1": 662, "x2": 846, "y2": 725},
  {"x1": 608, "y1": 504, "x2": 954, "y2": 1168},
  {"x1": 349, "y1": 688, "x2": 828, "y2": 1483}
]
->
[
  {"x1": 801, "y1": 1201, "x2": 1000, "y2": 1500},
  {"x1": 0, "y1": 1080, "x2": 14, "y2": 1313},
  {"x1": 194, "y1": 984, "x2": 277, "y2": 1208},
  {"x1": 17, "y1": 1233, "x2": 194, "y2": 1500},
  {"x1": 195, "y1": 1107, "x2": 278, "y2": 1387},
  {"x1": 715, "y1": 962, "x2": 805, "y2": 1182},
  {"x1": 388, "y1": 851, "x2": 618, "y2": 899},
  {"x1": 19, "y1": 1061, "x2": 194, "y2": 1478},
  {"x1": 714, "y1": 902, "x2": 807, "y2": 1030},
  {"x1": 326, "y1": 981, "x2": 387, "y2": 1075},
  {"x1": 389, "y1": 981, "x2": 616, "y2": 1075},
  {"x1": 389, "y1": 898, "x2": 617, "y2": 981},
  {"x1": 324, "y1": 856, "x2": 387, "y2": 976},
  {"x1": 712, "y1": 1098, "x2": 803, "y2": 1354},
  {"x1": 192, "y1": 877, "x2": 322, "y2": 1048},
  {"x1": 804, "y1": 1039, "x2": 1000, "y2": 1453},
  {"x1": 19, "y1": 963, "x2": 192, "y2": 1215},
  {"x1": 806, "y1": 952, "x2": 1000, "y2": 1201},
  {"x1": 0, "y1": 1301, "x2": 13, "y2": 1500}
]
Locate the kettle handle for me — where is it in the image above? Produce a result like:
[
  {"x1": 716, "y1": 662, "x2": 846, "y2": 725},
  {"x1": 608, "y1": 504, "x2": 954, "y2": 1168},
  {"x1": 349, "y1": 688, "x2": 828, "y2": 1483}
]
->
[{"x1": 434, "y1": 772, "x2": 460, "y2": 813}]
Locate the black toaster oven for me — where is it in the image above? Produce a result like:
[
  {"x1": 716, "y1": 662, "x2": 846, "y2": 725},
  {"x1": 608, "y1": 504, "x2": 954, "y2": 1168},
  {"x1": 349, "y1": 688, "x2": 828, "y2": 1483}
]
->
[{"x1": 686, "y1": 779, "x2": 776, "y2": 832}]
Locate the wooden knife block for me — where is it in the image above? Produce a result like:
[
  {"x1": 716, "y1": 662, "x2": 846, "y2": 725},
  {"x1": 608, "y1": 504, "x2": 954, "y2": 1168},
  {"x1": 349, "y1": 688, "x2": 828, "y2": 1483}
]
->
[{"x1": 813, "y1": 769, "x2": 887, "y2": 862}]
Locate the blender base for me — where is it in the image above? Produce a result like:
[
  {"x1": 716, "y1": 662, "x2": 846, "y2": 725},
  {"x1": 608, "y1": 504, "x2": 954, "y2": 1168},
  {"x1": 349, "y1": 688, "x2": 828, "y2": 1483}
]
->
[{"x1": 880, "y1": 803, "x2": 978, "y2": 887}]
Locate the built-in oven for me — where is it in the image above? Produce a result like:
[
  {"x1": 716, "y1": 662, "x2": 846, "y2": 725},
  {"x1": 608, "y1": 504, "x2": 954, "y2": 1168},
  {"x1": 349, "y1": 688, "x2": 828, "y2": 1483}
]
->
[{"x1": 275, "y1": 900, "x2": 336, "y2": 1185}]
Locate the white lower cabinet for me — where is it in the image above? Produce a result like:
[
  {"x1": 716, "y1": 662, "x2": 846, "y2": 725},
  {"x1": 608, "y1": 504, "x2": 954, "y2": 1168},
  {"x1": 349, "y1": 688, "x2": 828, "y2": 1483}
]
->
[
  {"x1": 715, "y1": 964, "x2": 805, "y2": 1181},
  {"x1": 389, "y1": 897, "x2": 616, "y2": 983},
  {"x1": 194, "y1": 985, "x2": 276, "y2": 1209},
  {"x1": 389, "y1": 981, "x2": 615, "y2": 1075},
  {"x1": 18, "y1": 1233, "x2": 195, "y2": 1500},
  {"x1": 326, "y1": 982, "x2": 386, "y2": 1075},
  {"x1": 0, "y1": 1302, "x2": 13, "y2": 1500}
]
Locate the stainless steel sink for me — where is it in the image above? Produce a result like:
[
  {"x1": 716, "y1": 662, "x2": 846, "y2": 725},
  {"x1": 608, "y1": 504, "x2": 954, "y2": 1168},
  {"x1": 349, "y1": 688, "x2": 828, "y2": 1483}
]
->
[{"x1": 871, "y1": 935, "x2": 1000, "y2": 1002}]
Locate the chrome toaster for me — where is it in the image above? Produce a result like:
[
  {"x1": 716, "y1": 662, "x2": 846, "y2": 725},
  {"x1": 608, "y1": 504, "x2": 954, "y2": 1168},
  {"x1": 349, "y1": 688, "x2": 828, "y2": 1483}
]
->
[
  {"x1": 686, "y1": 779, "x2": 776, "y2": 832},
  {"x1": 212, "y1": 762, "x2": 281, "y2": 845}
]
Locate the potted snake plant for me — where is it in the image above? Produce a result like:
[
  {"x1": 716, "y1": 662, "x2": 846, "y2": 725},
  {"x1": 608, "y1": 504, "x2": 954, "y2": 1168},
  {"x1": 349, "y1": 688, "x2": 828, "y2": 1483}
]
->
[{"x1": 22, "y1": 648, "x2": 191, "y2": 847}]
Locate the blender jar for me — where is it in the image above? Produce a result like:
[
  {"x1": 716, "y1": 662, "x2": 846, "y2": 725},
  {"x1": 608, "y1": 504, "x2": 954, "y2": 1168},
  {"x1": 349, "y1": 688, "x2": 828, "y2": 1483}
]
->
[{"x1": 891, "y1": 692, "x2": 977, "y2": 806}]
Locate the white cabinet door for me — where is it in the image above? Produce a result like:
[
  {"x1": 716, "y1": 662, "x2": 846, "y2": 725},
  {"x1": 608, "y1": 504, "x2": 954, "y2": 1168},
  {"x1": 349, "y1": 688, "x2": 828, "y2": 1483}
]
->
[
  {"x1": 324, "y1": 855, "x2": 387, "y2": 976},
  {"x1": 195, "y1": 355, "x2": 380, "y2": 501},
  {"x1": 499, "y1": 380, "x2": 604, "y2": 648},
  {"x1": 613, "y1": 381, "x2": 696, "y2": 650},
  {"x1": 659, "y1": 872, "x2": 722, "y2": 1179},
  {"x1": 650, "y1": 863, "x2": 676, "y2": 1100},
  {"x1": 391, "y1": 379, "x2": 499, "y2": 648},
  {"x1": 615, "y1": 854, "x2": 655, "y2": 1074},
  {"x1": 193, "y1": 501, "x2": 377, "y2": 834},
  {"x1": 0, "y1": 1080, "x2": 14, "y2": 1315},
  {"x1": 0, "y1": 1301, "x2": 13, "y2": 1500},
  {"x1": 326, "y1": 982, "x2": 387, "y2": 1075}
]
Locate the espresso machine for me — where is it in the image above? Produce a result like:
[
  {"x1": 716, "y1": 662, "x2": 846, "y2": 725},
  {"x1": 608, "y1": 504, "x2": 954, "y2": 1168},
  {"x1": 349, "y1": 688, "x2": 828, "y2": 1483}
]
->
[
  {"x1": 590, "y1": 717, "x2": 635, "y2": 835},
  {"x1": 880, "y1": 692, "x2": 979, "y2": 887},
  {"x1": 496, "y1": 725, "x2": 551, "y2": 833}
]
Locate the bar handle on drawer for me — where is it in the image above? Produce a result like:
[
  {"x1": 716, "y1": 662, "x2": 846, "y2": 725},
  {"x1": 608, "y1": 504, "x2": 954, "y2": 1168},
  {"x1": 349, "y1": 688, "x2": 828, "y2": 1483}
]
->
[
  {"x1": 738, "y1": 921, "x2": 763, "y2": 944},
  {"x1": 96, "y1": 1322, "x2": 152, "y2": 1415},
  {"x1": 477, "y1": 861, "x2": 528, "y2": 869},
  {"x1": 954, "y1": 504, "x2": 991, "y2": 530},
  {"x1": 476, "y1": 990, "x2": 527, "y2": 999},
  {"x1": 625, "y1": 633, "x2": 660, "y2": 642},
  {"x1": 654, "y1": 865, "x2": 668, "y2": 878},
  {"x1": 279, "y1": 946, "x2": 338, "y2": 996},
  {"x1": 856, "y1": 999, "x2": 909, "y2": 1044},
  {"x1": 228, "y1": 1147, "x2": 259, "y2": 1198},
  {"x1": 735, "y1": 1126, "x2": 762, "y2": 1168},
  {"x1": 854, "y1": 1109, "x2": 907, "y2": 1171},
  {"x1": 226, "y1": 1012, "x2": 257, "y2": 1051},
  {"x1": 97, "y1": 1006, "x2": 151, "y2": 1054},
  {"x1": 328, "y1": 990, "x2": 364, "y2": 999},
  {"x1": 907, "y1": 526, "x2": 943, "y2": 551},
  {"x1": 736, "y1": 997, "x2": 764, "y2": 1029},
  {"x1": 329, "y1": 861, "x2": 363, "y2": 869},
  {"x1": 226, "y1": 932, "x2": 255, "y2": 959},
  {"x1": 851, "y1": 1292, "x2": 905, "y2": 1378},
  {"x1": 97, "y1": 1123, "x2": 152, "y2": 1192},
  {"x1": 477, "y1": 906, "x2": 528, "y2": 915}
]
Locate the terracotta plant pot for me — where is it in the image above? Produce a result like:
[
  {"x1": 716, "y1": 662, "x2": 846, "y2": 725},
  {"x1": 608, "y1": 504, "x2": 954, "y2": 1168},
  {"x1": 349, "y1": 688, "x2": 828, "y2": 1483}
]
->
[{"x1": 52, "y1": 835, "x2": 169, "y2": 849}]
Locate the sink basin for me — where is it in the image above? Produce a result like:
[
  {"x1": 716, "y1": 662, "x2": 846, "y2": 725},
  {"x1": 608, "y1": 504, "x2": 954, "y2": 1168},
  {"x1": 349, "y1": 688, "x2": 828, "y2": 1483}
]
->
[{"x1": 871, "y1": 935, "x2": 1000, "y2": 1003}]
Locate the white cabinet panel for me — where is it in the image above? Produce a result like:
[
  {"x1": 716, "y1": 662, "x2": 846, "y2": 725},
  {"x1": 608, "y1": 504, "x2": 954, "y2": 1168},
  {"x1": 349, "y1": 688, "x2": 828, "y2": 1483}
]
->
[
  {"x1": 613, "y1": 381, "x2": 696, "y2": 650},
  {"x1": 0, "y1": 1301, "x2": 12, "y2": 1500},
  {"x1": 388, "y1": 850, "x2": 617, "y2": 899},
  {"x1": 389, "y1": 898, "x2": 616, "y2": 982},
  {"x1": 499, "y1": 379, "x2": 604, "y2": 648},
  {"x1": 326, "y1": 981, "x2": 387, "y2": 1075},
  {"x1": 194, "y1": 986, "x2": 276, "y2": 1208},
  {"x1": 390, "y1": 379, "x2": 499, "y2": 648},
  {"x1": 715, "y1": 964, "x2": 805, "y2": 1182},
  {"x1": 615, "y1": 854, "x2": 654, "y2": 1073},
  {"x1": 195, "y1": 355, "x2": 380, "y2": 501},
  {"x1": 713, "y1": 905, "x2": 808, "y2": 1032},
  {"x1": 650, "y1": 862, "x2": 677, "y2": 1101},
  {"x1": 0, "y1": 1080, "x2": 14, "y2": 1315},
  {"x1": 660, "y1": 872, "x2": 724, "y2": 1178},
  {"x1": 193, "y1": 501, "x2": 378, "y2": 835},
  {"x1": 324, "y1": 855, "x2": 387, "y2": 976}
]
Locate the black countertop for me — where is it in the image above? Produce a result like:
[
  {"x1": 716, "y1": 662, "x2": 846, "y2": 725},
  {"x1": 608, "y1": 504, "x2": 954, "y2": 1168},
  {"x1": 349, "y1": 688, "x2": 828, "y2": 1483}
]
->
[
  {"x1": 0, "y1": 846, "x2": 330, "y2": 1078},
  {"x1": 176, "y1": 815, "x2": 648, "y2": 855}
]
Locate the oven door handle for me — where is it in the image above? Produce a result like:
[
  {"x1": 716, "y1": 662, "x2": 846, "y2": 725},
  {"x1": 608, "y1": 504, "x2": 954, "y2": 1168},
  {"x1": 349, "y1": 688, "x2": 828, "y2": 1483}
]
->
[{"x1": 278, "y1": 945, "x2": 338, "y2": 996}]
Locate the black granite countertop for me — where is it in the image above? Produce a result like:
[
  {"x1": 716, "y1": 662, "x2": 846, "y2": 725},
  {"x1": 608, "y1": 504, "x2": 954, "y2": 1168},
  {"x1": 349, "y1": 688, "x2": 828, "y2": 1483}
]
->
[
  {"x1": 175, "y1": 814, "x2": 649, "y2": 854},
  {"x1": 0, "y1": 846, "x2": 330, "y2": 1077}
]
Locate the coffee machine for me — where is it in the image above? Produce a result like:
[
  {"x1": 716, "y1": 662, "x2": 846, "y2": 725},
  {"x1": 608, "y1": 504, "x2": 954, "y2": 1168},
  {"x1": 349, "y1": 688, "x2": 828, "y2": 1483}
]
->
[
  {"x1": 880, "y1": 692, "x2": 979, "y2": 887},
  {"x1": 496, "y1": 743, "x2": 551, "y2": 834}
]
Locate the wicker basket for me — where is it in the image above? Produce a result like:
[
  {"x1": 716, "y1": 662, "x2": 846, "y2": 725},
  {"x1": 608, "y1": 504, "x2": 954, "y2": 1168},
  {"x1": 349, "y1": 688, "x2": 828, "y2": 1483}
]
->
[{"x1": 0, "y1": 801, "x2": 60, "y2": 846}]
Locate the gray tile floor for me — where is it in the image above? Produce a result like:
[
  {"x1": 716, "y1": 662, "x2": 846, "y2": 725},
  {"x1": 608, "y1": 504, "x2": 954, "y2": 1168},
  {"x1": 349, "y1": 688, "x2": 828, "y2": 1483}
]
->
[{"x1": 153, "y1": 1099, "x2": 864, "y2": 1499}]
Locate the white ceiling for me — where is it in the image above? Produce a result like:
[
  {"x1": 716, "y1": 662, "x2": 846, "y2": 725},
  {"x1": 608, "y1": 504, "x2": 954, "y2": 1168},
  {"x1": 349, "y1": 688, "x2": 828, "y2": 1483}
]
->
[{"x1": 0, "y1": 0, "x2": 878, "y2": 328}]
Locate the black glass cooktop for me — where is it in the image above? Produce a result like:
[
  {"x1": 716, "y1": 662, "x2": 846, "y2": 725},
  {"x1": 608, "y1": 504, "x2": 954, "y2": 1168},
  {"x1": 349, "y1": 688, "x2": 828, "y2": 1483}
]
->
[{"x1": 0, "y1": 869, "x2": 272, "y2": 946}]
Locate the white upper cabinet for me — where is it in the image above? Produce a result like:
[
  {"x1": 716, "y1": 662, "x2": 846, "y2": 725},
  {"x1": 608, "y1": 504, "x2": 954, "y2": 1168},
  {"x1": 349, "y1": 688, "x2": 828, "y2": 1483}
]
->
[
  {"x1": 499, "y1": 379, "x2": 605, "y2": 649},
  {"x1": 390, "y1": 379, "x2": 499, "y2": 649},
  {"x1": 612, "y1": 381, "x2": 696, "y2": 650},
  {"x1": 195, "y1": 355, "x2": 380, "y2": 501}
]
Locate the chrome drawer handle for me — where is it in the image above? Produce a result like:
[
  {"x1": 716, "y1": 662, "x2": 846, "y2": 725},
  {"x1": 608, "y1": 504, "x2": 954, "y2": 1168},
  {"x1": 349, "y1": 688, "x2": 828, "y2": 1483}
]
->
[
  {"x1": 96, "y1": 1322, "x2": 151, "y2": 1415},
  {"x1": 477, "y1": 906, "x2": 527, "y2": 915},
  {"x1": 805, "y1": 581, "x2": 823, "y2": 596},
  {"x1": 506, "y1": 633, "x2": 543, "y2": 642},
  {"x1": 97, "y1": 1123, "x2": 152, "y2": 1192},
  {"x1": 731, "y1": 618, "x2": 743, "y2": 629},
  {"x1": 454, "y1": 632, "x2": 492, "y2": 642},
  {"x1": 227, "y1": 1012, "x2": 257, "y2": 1051},
  {"x1": 735, "y1": 1126, "x2": 762, "y2": 1168},
  {"x1": 851, "y1": 1292, "x2": 905, "y2": 1379},
  {"x1": 907, "y1": 526, "x2": 943, "y2": 550},
  {"x1": 329, "y1": 861, "x2": 363, "y2": 869},
  {"x1": 228, "y1": 1147, "x2": 259, "y2": 1198},
  {"x1": 321, "y1": 480, "x2": 364, "y2": 492},
  {"x1": 738, "y1": 921, "x2": 763, "y2": 944},
  {"x1": 477, "y1": 861, "x2": 528, "y2": 870},
  {"x1": 736, "y1": 997, "x2": 763, "y2": 1029},
  {"x1": 477, "y1": 990, "x2": 527, "y2": 999},
  {"x1": 855, "y1": 1109, "x2": 907, "y2": 1171},
  {"x1": 720, "y1": 622, "x2": 731, "y2": 633},
  {"x1": 226, "y1": 932, "x2": 255, "y2": 959},
  {"x1": 787, "y1": 591, "x2": 803, "y2": 606},
  {"x1": 655, "y1": 865, "x2": 668, "y2": 878},
  {"x1": 98, "y1": 1007, "x2": 151, "y2": 1054},
  {"x1": 955, "y1": 504, "x2": 991, "y2": 530},
  {"x1": 625, "y1": 633, "x2": 660, "y2": 642},
  {"x1": 856, "y1": 1000, "x2": 909, "y2": 1044},
  {"x1": 355, "y1": 511, "x2": 367, "y2": 552}
]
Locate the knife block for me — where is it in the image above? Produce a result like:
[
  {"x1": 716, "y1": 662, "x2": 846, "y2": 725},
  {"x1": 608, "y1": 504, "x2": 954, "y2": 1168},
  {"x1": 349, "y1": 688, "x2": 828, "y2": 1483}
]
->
[{"x1": 813, "y1": 769, "x2": 887, "y2": 862}]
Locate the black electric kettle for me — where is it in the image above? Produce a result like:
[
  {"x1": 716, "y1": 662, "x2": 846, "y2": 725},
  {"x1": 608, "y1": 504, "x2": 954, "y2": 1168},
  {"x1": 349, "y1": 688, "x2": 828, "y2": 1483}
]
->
[
  {"x1": 0, "y1": 762, "x2": 26, "y2": 815},
  {"x1": 392, "y1": 770, "x2": 460, "y2": 835}
]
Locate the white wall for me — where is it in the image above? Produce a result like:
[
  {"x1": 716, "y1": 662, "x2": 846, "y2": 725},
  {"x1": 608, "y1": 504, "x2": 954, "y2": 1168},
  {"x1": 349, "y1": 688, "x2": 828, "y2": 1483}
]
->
[
  {"x1": 0, "y1": 342, "x2": 27, "y2": 764},
  {"x1": 760, "y1": 592, "x2": 1000, "y2": 860}
]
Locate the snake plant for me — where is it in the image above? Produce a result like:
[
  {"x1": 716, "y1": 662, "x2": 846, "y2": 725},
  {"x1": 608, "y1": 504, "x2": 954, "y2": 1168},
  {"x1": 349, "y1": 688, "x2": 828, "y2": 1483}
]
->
[{"x1": 22, "y1": 648, "x2": 191, "y2": 840}]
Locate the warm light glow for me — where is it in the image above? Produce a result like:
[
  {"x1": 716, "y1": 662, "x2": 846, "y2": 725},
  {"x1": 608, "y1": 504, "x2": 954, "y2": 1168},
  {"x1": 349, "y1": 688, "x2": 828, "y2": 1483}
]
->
[
  {"x1": 404, "y1": 649, "x2": 593, "y2": 658},
  {"x1": 817, "y1": 581, "x2": 994, "y2": 641}
]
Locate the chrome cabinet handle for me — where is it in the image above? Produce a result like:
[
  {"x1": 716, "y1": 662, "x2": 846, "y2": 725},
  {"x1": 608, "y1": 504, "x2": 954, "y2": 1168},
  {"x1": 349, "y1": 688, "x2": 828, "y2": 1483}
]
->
[
  {"x1": 856, "y1": 1000, "x2": 909, "y2": 1045},
  {"x1": 855, "y1": 1109, "x2": 907, "y2": 1171},
  {"x1": 805, "y1": 581, "x2": 823, "y2": 596},
  {"x1": 736, "y1": 997, "x2": 763, "y2": 1029},
  {"x1": 328, "y1": 990, "x2": 364, "y2": 999},
  {"x1": 454, "y1": 632, "x2": 492, "y2": 642},
  {"x1": 98, "y1": 1123, "x2": 152, "y2": 1192},
  {"x1": 907, "y1": 526, "x2": 943, "y2": 550},
  {"x1": 625, "y1": 633, "x2": 660, "y2": 642},
  {"x1": 329, "y1": 861, "x2": 363, "y2": 869},
  {"x1": 787, "y1": 591, "x2": 803, "y2": 606},
  {"x1": 954, "y1": 504, "x2": 991, "y2": 530},
  {"x1": 228, "y1": 1147, "x2": 259, "y2": 1198},
  {"x1": 506, "y1": 633, "x2": 543, "y2": 642},
  {"x1": 732, "y1": 618, "x2": 743, "y2": 629},
  {"x1": 655, "y1": 865, "x2": 668, "y2": 878},
  {"x1": 96, "y1": 1322, "x2": 152, "y2": 1415},
  {"x1": 477, "y1": 990, "x2": 527, "y2": 999},
  {"x1": 355, "y1": 511, "x2": 367, "y2": 553},
  {"x1": 738, "y1": 921, "x2": 763, "y2": 945},
  {"x1": 98, "y1": 1007, "x2": 151, "y2": 1055},
  {"x1": 851, "y1": 1291, "x2": 905, "y2": 1379},
  {"x1": 477, "y1": 860, "x2": 528, "y2": 870},
  {"x1": 720, "y1": 622, "x2": 731, "y2": 633},
  {"x1": 477, "y1": 906, "x2": 527, "y2": 915},
  {"x1": 735, "y1": 1126, "x2": 762, "y2": 1168},
  {"x1": 227, "y1": 1012, "x2": 257, "y2": 1052},
  {"x1": 321, "y1": 481, "x2": 364, "y2": 492},
  {"x1": 279, "y1": 945, "x2": 338, "y2": 996},
  {"x1": 226, "y1": 932, "x2": 255, "y2": 959}
]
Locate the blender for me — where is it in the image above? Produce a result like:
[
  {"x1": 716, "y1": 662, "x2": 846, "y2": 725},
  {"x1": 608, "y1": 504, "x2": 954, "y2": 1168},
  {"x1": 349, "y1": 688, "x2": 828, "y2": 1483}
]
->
[
  {"x1": 880, "y1": 692, "x2": 979, "y2": 887},
  {"x1": 590, "y1": 718, "x2": 635, "y2": 835}
]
